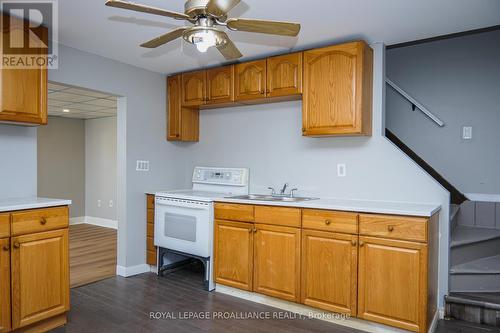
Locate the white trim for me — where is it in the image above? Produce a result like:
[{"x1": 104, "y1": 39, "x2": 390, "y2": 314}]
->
[
  {"x1": 116, "y1": 264, "x2": 150, "y2": 277},
  {"x1": 465, "y1": 193, "x2": 500, "y2": 202},
  {"x1": 428, "y1": 310, "x2": 439, "y2": 333},
  {"x1": 216, "y1": 285, "x2": 408, "y2": 333},
  {"x1": 68, "y1": 216, "x2": 118, "y2": 229}
]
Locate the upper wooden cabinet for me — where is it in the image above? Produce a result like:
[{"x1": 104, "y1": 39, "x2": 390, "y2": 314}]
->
[
  {"x1": 357, "y1": 236, "x2": 428, "y2": 332},
  {"x1": 10, "y1": 229, "x2": 70, "y2": 330},
  {"x1": 181, "y1": 70, "x2": 207, "y2": 107},
  {"x1": 303, "y1": 41, "x2": 373, "y2": 136},
  {"x1": 167, "y1": 75, "x2": 199, "y2": 142},
  {"x1": 214, "y1": 220, "x2": 254, "y2": 291},
  {"x1": 206, "y1": 65, "x2": 234, "y2": 105},
  {"x1": 301, "y1": 230, "x2": 358, "y2": 315},
  {"x1": 267, "y1": 53, "x2": 302, "y2": 98},
  {"x1": 235, "y1": 60, "x2": 267, "y2": 101},
  {"x1": 0, "y1": 14, "x2": 47, "y2": 126},
  {"x1": 0, "y1": 238, "x2": 10, "y2": 333}
]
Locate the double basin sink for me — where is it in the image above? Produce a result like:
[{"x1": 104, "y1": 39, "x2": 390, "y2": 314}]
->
[{"x1": 227, "y1": 194, "x2": 318, "y2": 202}]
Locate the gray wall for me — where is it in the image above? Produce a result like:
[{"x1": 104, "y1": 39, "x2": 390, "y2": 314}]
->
[
  {"x1": 0, "y1": 125, "x2": 37, "y2": 199},
  {"x1": 386, "y1": 29, "x2": 500, "y2": 196},
  {"x1": 37, "y1": 116, "x2": 85, "y2": 218},
  {"x1": 85, "y1": 117, "x2": 117, "y2": 221}
]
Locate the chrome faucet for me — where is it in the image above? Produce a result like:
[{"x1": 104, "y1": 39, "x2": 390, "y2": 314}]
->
[
  {"x1": 279, "y1": 183, "x2": 289, "y2": 195},
  {"x1": 267, "y1": 187, "x2": 276, "y2": 195}
]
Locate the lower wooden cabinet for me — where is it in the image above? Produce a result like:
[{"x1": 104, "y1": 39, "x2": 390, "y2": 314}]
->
[
  {"x1": 253, "y1": 224, "x2": 301, "y2": 302},
  {"x1": 146, "y1": 194, "x2": 156, "y2": 266},
  {"x1": 10, "y1": 229, "x2": 69, "y2": 330},
  {"x1": 0, "y1": 238, "x2": 10, "y2": 333},
  {"x1": 214, "y1": 220, "x2": 253, "y2": 291},
  {"x1": 301, "y1": 230, "x2": 358, "y2": 315},
  {"x1": 357, "y1": 236, "x2": 428, "y2": 332}
]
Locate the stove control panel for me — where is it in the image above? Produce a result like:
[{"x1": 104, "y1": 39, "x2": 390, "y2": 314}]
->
[{"x1": 192, "y1": 167, "x2": 249, "y2": 186}]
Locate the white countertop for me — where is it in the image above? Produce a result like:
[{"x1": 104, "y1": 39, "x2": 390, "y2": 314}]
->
[
  {"x1": 215, "y1": 197, "x2": 441, "y2": 217},
  {"x1": 0, "y1": 197, "x2": 72, "y2": 212}
]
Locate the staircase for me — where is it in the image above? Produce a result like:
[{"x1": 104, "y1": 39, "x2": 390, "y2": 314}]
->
[{"x1": 446, "y1": 200, "x2": 500, "y2": 326}]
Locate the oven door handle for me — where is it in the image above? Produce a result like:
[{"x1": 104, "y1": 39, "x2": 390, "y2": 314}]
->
[{"x1": 155, "y1": 201, "x2": 210, "y2": 210}]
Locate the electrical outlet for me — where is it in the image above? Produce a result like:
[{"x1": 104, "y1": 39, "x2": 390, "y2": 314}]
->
[
  {"x1": 337, "y1": 164, "x2": 346, "y2": 177},
  {"x1": 136, "y1": 160, "x2": 150, "y2": 172},
  {"x1": 97, "y1": 200, "x2": 101, "y2": 208},
  {"x1": 462, "y1": 126, "x2": 472, "y2": 140},
  {"x1": 109, "y1": 200, "x2": 113, "y2": 208}
]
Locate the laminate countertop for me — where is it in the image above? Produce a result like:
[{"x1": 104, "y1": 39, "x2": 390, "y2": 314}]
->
[
  {"x1": 215, "y1": 197, "x2": 441, "y2": 217},
  {"x1": 0, "y1": 197, "x2": 72, "y2": 212}
]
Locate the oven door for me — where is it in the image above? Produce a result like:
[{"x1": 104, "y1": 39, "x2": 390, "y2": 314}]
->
[{"x1": 154, "y1": 197, "x2": 212, "y2": 258}]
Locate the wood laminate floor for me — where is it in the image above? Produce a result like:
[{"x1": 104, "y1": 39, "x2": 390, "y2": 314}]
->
[
  {"x1": 69, "y1": 223, "x2": 117, "y2": 288},
  {"x1": 51, "y1": 264, "x2": 500, "y2": 333}
]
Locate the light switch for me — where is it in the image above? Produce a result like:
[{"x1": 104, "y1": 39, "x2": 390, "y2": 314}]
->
[
  {"x1": 337, "y1": 164, "x2": 346, "y2": 177},
  {"x1": 462, "y1": 126, "x2": 472, "y2": 140}
]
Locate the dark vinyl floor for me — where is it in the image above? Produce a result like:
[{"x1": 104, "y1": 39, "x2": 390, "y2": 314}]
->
[{"x1": 51, "y1": 264, "x2": 500, "y2": 333}]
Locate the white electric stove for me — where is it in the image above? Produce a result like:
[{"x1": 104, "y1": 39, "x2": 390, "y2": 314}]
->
[{"x1": 154, "y1": 167, "x2": 249, "y2": 291}]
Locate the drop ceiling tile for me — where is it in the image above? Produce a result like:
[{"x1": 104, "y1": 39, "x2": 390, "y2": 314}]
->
[
  {"x1": 48, "y1": 99, "x2": 72, "y2": 107},
  {"x1": 63, "y1": 87, "x2": 112, "y2": 99},
  {"x1": 48, "y1": 92, "x2": 95, "y2": 103},
  {"x1": 65, "y1": 103, "x2": 107, "y2": 112},
  {"x1": 97, "y1": 108, "x2": 117, "y2": 114},
  {"x1": 48, "y1": 82, "x2": 68, "y2": 91},
  {"x1": 83, "y1": 98, "x2": 117, "y2": 108}
]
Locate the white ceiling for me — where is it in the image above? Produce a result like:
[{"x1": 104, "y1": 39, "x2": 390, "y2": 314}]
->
[
  {"x1": 48, "y1": 82, "x2": 117, "y2": 119},
  {"x1": 56, "y1": 0, "x2": 500, "y2": 74}
]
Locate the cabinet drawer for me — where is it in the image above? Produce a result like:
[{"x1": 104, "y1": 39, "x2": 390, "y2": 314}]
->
[
  {"x1": 254, "y1": 206, "x2": 301, "y2": 227},
  {"x1": 359, "y1": 214, "x2": 428, "y2": 243},
  {"x1": 147, "y1": 195, "x2": 155, "y2": 209},
  {"x1": 215, "y1": 203, "x2": 254, "y2": 222},
  {"x1": 0, "y1": 213, "x2": 9, "y2": 238},
  {"x1": 302, "y1": 209, "x2": 358, "y2": 234},
  {"x1": 11, "y1": 206, "x2": 68, "y2": 236}
]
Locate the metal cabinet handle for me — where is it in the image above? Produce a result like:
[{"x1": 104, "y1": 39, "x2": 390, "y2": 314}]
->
[
  {"x1": 253, "y1": 227, "x2": 257, "y2": 233},
  {"x1": 248, "y1": 228, "x2": 252, "y2": 233},
  {"x1": 41, "y1": 217, "x2": 47, "y2": 225},
  {"x1": 351, "y1": 240, "x2": 357, "y2": 246},
  {"x1": 325, "y1": 219, "x2": 331, "y2": 225},
  {"x1": 13, "y1": 242, "x2": 20, "y2": 249},
  {"x1": 2, "y1": 245, "x2": 8, "y2": 252},
  {"x1": 359, "y1": 241, "x2": 365, "y2": 247},
  {"x1": 388, "y1": 225, "x2": 394, "y2": 232}
]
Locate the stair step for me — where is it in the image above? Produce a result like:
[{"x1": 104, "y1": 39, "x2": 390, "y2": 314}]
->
[
  {"x1": 451, "y1": 226, "x2": 500, "y2": 248},
  {"x1": 446, "y1": 292, "x2": 500, "y2": 326},
  {"x1": 450, "y1": 204, "x2": 460, "y2": 222},
  {"x1": 451, "y1": 255, "x2": 500, "y2": 274}
]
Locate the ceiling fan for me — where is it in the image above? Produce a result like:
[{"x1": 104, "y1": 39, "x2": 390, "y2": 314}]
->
[{"x1": 105, "y1": 0, "x2": 301, "y2": 60}]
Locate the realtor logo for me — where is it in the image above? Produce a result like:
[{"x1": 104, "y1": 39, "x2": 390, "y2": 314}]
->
[{"x1": 1, "y1": 0, "x2": 58, "y2": 69}]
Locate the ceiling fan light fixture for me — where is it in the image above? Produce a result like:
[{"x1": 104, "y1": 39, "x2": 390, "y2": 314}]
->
[{"x1": 183, "y1": 27, "x2": 226, "y2": 53}]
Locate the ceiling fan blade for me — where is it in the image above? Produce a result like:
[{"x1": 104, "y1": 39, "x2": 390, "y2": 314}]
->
[
  {"x1": 216, "y1": 34, "x2": 242, "y2": 60},
  {"x1": 206, "y1": 0, "x2": 241, "y2": 17},
  {"x1": 226, "y1": 18, "x2": 300, "y2": 36},
  {"x1": 105, "y1": 0, "x2": 189, "y2": 20},
  {"x1": 140, "y1": 27, "x2": 188, "y2": 48}
]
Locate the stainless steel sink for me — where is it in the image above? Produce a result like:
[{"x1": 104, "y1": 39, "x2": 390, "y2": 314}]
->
[{"x1": 227, "y1": 194, "x2": 318, "y2": 202}]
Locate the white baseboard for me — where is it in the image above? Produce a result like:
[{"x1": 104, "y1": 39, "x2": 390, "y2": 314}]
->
[
  {"x1": 465, "y1": 193, "x2": 500, "y2": 202},
  {"x1": 428, "y1": 310, "x2": 439, "y2": 333},
  {"x1": 116, "y1": 264, "x2": 150, "y2": 277},
  {"x1": 216, "y1": 285, "x2": 408, "y2": 333},
  {"x1": 69, "y1": 216, "x2": 118, "y2": 229}
]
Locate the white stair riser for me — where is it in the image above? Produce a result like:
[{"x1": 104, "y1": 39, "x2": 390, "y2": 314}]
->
[{"x1": 450, "y1": 274, "x2": 500, "y2": 293}]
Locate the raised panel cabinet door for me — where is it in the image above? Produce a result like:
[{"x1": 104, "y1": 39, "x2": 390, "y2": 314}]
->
[
  {"x1": 303, "y1": 41, "x2": 372, "y2": 136},
  {"x1": 0, "y1": 14, "x2": 48, "y2": 125},
  {"x1": 167, "y1": 75, "x2": 182, "y2": 141},
  {"x1": 11, "y1": 229, "x2": 69, "y2": 330},
  {"x1": 357, "y1": 236, "x2": 428, "y2": 332},
  {"x1": 267, "y1": 53, "x2": 302, "y2": 97},
  {"x1": 214, "y1": 220, "x2": 253, "y2": 290},
  {"x1": 301, "y1": 230, "x2": 358, "y2": 315},
  {"x1": 207, "y1": 65, "x2": 234, "y2": 104},
  {"x1": 0, "y1": 238, "x2": 10, "y2": 333},
  {"x1": 181, "y1": 70, "x2": 206, "y2": 107},
  {"x1": 253, "y1": 224, "x2": 300, "y2": 302},
  {"x1": 235, "y1": 60, "x2": 267, "y2": 101}
]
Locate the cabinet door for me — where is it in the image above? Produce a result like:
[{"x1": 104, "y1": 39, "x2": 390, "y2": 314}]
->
[
  {"x1": 146, "y1": 194, "x2": 156, "y2": 265},
  {"x1": 0, "y1": 14, "x2": 47, "y2": 125},
  {"x1": 181, "y1": 70, "x2": 206, "y2": 107},
  {"x1": 254, "y1": 224, "x2": 300, "y2": 302},
  {"x1": 0, "y1": 238, "x2": 10, "y2": 333},
  {"x1": 301, "y1": 230, "x2": 358, "y2": 315},
  {"x1": 214, "y1": 220, "x2": 253, "y2": 290},
  {"x1": 206, "y1": 65, "x2": 234, "y2": 104},
  {"x1": 303, "y1": 41, "x2": 372, "y2": 136},
  {"x1": 358, "y1": 236, "x2": 427, "y2": 332},
  {"x1": 11, "y1": 229, "x2": 69, "y2": 330},
  {"x1": 267, "y1": 53, "x2": 302, "y2": 98},
  {"x1": 167, "y1": 75, "x2": 182, "y2": 141},
  {"x1": 235, "y1": 60, "x2": 267, "y2": 101}
]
